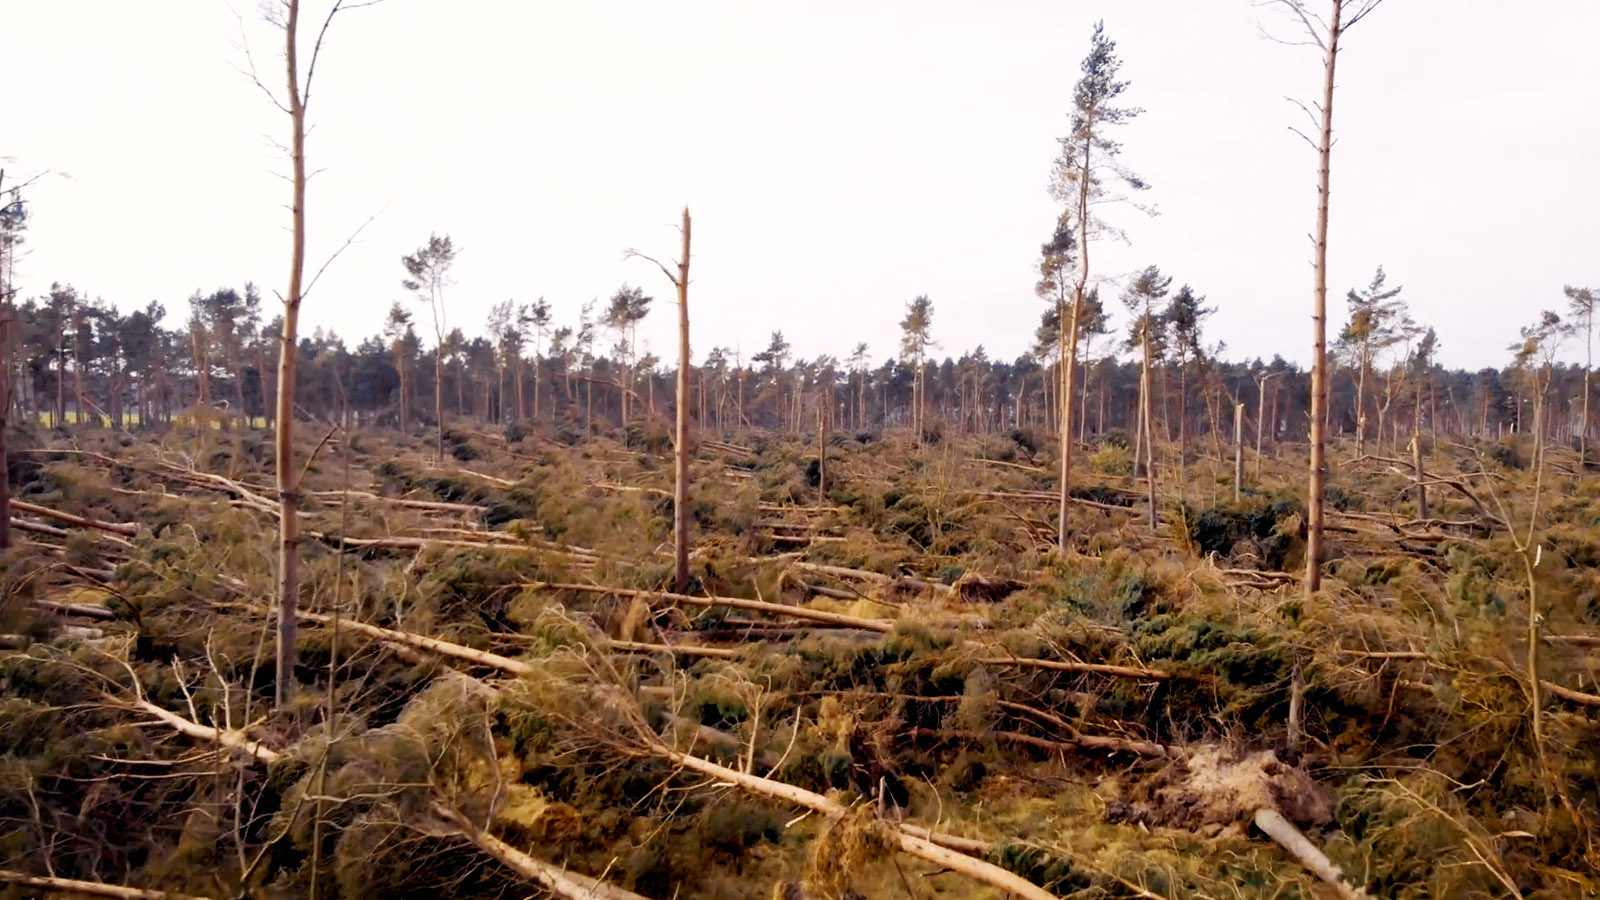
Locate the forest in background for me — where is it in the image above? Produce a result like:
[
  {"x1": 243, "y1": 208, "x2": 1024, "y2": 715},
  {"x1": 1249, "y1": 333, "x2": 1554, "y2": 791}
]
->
[{"x1": 2, "y1": 272, "x2": 1596, "y2": 454}]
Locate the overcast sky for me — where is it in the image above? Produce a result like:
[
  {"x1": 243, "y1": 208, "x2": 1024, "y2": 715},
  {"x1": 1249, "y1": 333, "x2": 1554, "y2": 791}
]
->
[{"x1": 6, "y1": 1, "x2": 1597, "y2": 371}]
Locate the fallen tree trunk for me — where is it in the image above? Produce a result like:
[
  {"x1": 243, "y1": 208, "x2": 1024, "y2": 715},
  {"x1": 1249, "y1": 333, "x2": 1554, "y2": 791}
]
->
[
  {"x1": 608, "y1": 638, "x2": 738, "y2": 659},
  {"x1": 526, "y1": 581, "x2": 897, "y2": 634},
  {"x1": 290, "y1": 608, "x2": 535, "y2": 676},
  {"x1": 905, "y1": 726, "x2": 1169, "y2": 759},
  {"x1": 38, "y1": 599, "x2": 117, "y2": 620},
  {"x1": 0, "y1": 870, "x2": 216, "y2": 900},
  {"x1": 126, "y1": 698, "x2": 281, "y2": 765},
  {"x1": 9, "y1": 499, "x2": 138, "y2": 536},
  {"x1": 789, "y1": 560, "x2": 953, "y2": 595},
  {"x1": 10, "y1": 517, "x2": 70, "y2": 539},
  {"x1": 432, "y1": 803, "x2": 651, "y2": 900},
  {"x1": 975, "y1": 655, "x2": 1175, "y2": 681},
  {"x1": 1253, "y1": 808, "x2": 1369, "y2": 899},
  {"x1": 123, "y1": 683, "x2": 649, "y2": 900},
  {"x1": 659, "y1": 745, "x2": 1059, "y2": 900}
]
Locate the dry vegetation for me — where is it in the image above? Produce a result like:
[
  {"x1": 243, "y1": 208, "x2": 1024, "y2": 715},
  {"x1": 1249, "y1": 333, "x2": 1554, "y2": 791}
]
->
[{"x1": 2, "y1": 417, "x2": 1597, "y2": 899}]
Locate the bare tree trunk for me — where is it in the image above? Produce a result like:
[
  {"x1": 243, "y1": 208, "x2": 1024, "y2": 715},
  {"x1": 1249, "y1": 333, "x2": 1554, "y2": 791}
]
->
[
  {"x1": 1234, "y1": 402, "x2": 1245, "y2": 502},
  {"x1": 672, "y1": 209, "x2": 692, "y2": 593},
  {"x1": 515, "y1": 357, "x2": 526, "y2": 425},
  {"x1": 1583, "y1": 339, "x2": 1592, "y2": 467},
  {"x1": 1305, "y1": 0, "x2": 1346, "y2": 598},
  {"x1": 1354, "y1": 353, "x2": 1368, "y2": 459},
  {"x1": 1141, "y1": 326, "x2": 1157, "y2": 528},
  {"x1": 0, "y1": 186, "x2": 9, "y2": 549},
  {"x1": 455, "y1": 354, "x2": 464, "y2": 417},
  {"x1": 1411, "y1": 429, "x2": 1427, "y2": 520},
  {"x1": 275, "y1": 0, "x2": 309, "y2": 707},
  {"x1": 1255, "y1": 373, "x2": 1272, "y2": 479},
  {"x1": 257, "y1": 344, "x2": 273, "y2": 428},
  {"x1": 1057, "y1": 134, "x2": 1094, "y2": 551},
  {"x1": 434, "y1": 351, "x2": 445, "y2": 461},
  {"x1": 1078, "y1": 348, "x2": 1091, "y2": 444}
]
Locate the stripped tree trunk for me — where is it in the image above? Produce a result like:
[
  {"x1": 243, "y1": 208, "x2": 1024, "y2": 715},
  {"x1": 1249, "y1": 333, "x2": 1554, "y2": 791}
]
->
[
  {"x1": 672, "y1": 209, "x2": 692, "y2": 593},
  {"x1": 1305, "y1": 0, "x2": 1345, "y2": 598},
  {"x1": 274, "y1": 0, "x2": 309, "y2": 706}
]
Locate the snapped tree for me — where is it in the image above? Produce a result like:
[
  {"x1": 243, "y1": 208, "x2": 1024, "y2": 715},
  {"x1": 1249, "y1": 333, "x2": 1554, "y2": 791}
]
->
[{"x1": 627, "y1": 208, "x2": 694, "y2": 592}]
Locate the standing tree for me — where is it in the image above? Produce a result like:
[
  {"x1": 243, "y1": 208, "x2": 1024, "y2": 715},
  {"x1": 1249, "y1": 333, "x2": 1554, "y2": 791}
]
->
[
  {"x1": 1511, "y1": 311, "x2": 1565, "y2": 478},
  {"x1": 523, "y1": 297, "x2": 552, "y2": 423},
  {"x1": 899, "y1": 295, "x2": 935, "y2": 441},
  {"x1": 402, "y1": 233, "x2": 457, "y2": 461},
  {"x1": 1565, "y1": 285, "x2": 1596, "y2": 465},
  {"x1": 1122, "y1": 265, "x2": 1171, "y2": 526},
  {"x1": 382, "y1": 301, "x2": 413, "y2": 431},
  {"x1": 487, "y1": 300, "x2": 516, "y2": 425},
  {"x1": 752, "y1": 331, "x2": 791, "y2": 430},
  {"x1": 1075, "y1": 288, "x2": 1109, "y2": 443},
  {"x1": 1167, "y1": 283, "x2": 1222, "y2": 481},
  {"x1": 1336, "y1": 266, "x2": 1407, "y2": 457},
  {"x1": 1268, "y1": 0, "x2": 1388, "y2": 597},
  {"x1": 0, "y1": 170, "x2": 28, "y2": 550},
  {"x1": 848, "y1": 342, "x2": 870, "y2": 431},
  {"x1": 627, "y1": 208, "x2": 693, "y2": 592},
  {"x1": 604, "y1": 285, "x2": 652, "y2": 424},
  {"x1": 1049, "y1": 21, "x2": 1148, "y2": 550},
  {"x1": 257, "y1": 0, "x2": 384, "y2": 706}
]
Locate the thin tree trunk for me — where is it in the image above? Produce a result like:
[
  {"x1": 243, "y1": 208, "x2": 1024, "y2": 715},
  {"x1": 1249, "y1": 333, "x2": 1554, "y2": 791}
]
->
[
  {"x1": 1305, "y1": 0, "x2": 1345, "y2": 598},
  {"x1": 672, "y1": 208, "x2": 692, "y2": 593},
  {"x1": 1583, "y1": 336, "x2": 1592, "y2": 466},
  {"x1": 1141, "y1": 326, "x2": 1157, "y2": 528},
  {"x1": 455, "y1": 354, "x2": 465, "y2": 417},
  {"x1": 1234, "y1": 402, "x2": 1245, "y2": 502},
  {"x1": 275, "y1": 0, "x2": 309, "y2": 707},
  {"x1": 434, "y1": 351, "x2": 444, "y2": 461},
  {"x1": 0, "y1": 196, "x2": 9, "y2": 549},
  {"x1": 515, "y1": 357, "x2": 526, "y2": 425}
]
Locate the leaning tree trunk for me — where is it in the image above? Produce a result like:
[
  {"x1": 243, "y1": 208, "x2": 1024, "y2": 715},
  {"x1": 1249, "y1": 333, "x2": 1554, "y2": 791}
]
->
[
  {"x1": 1058, "y1": 139, "x2": 1093, "y2": 551},
  {"x1": 274, "y1": 0, "x2": 309, "y2": 706},
  {"x1": 672, "y1": 208, "x2": 693, "y2": 593},
  {"x1": 1305, "y1": 0, "x2": 1344, "y2": 598}
]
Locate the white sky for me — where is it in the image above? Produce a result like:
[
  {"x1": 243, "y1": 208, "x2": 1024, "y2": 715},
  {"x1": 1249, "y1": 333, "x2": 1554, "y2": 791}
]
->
[{"x1": 6, "y1": 1, "x2": 1598, "y2": 370}]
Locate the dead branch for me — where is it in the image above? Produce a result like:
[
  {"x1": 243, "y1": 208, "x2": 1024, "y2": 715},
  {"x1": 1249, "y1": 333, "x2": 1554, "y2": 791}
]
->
[{"x1": 0, "y1": 870, "x2": 216, "y2": 900}]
